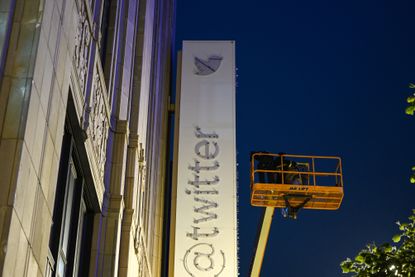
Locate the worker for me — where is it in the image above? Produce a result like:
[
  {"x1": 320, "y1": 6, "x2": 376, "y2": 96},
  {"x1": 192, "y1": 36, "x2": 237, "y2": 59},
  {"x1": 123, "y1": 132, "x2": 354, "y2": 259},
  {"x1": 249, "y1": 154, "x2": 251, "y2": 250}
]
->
[
  {"x1": 251, "y1": 152, "x2": 276, "y2": 183},
  {"x1": 285, "y1": 160, "x2": 302, "y2": 185},
  {"x1": 274, "y1": 154, "x2": 301, "y2": 184}
]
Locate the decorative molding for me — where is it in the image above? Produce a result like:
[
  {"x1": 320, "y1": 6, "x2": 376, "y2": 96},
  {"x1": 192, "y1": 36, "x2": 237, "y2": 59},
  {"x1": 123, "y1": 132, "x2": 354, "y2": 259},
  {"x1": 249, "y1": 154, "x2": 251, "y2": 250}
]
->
[
  {"x1": 115, "y1": 119, "x2": 129, "y2": 134},
  {"x1": 137, "y1": 144, "x2": 146, "y2": 201},
  {"x1": 136, "y1": 229, "x2": 152, "y2": 274},
  {"x1": 73, "y1": 0, "x2": 92, "y2": 96},
  {"x1": 138, "y1": 144, "x2": 145, "y2": 174},
  {"x1": 134, "y1": 224, "x2": 141, "y2": 254},
  {"x1": 81, "y1": 54, "x2": 110, "y2": 208},
  {"x1": 88, "y1": 69, "x2": 109, "y2": 180},
  {"x1": 128, "y1": 134, "x2": 139, "y2": 149}
]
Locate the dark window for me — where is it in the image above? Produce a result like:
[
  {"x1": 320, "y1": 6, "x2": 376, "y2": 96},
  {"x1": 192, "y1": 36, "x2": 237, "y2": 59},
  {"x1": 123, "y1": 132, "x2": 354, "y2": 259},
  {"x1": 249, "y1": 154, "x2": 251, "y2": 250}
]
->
[
  {"x1": 48, "y1": 125, "x2": 93, "y2": 277},
  {"x1": 99, "y1": 0, "x2": 111, "y2": 66}
]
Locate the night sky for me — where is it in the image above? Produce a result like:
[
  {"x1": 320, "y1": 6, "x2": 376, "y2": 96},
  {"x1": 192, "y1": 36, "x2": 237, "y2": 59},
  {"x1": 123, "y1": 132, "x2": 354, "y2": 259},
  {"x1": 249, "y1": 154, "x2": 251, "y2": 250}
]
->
[{"x1": 174, "y1": 1, "x2": 415, "y2": 276}]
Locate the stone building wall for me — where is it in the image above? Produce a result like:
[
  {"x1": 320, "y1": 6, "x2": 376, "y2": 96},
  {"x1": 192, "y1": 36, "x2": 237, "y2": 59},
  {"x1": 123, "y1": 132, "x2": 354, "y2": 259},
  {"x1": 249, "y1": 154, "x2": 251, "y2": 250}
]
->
[{"x1": 0, "y1": 0, "x2": 174, "y2": 276}]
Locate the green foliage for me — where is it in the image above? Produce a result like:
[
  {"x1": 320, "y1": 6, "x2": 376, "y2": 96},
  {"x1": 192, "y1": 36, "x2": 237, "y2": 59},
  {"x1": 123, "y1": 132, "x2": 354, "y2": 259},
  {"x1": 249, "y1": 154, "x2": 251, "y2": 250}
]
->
[
  {"x1": 340, "y1": 210, "x2": 415, "y2": 276},
  {"x1": 406, "y1": 86, "x2": 415, "y2": 183},
  {"x1": 406, "y1": 84, "x2": 415, "y2": 116},
  {"x1": 340, "y1": 93, "x2": 415, "y2": 275}
]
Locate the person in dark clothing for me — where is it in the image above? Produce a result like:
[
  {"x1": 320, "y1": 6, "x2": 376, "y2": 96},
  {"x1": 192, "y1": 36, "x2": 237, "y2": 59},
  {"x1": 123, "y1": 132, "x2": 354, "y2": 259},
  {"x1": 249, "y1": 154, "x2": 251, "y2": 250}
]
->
[
  {"x1": 285, "y1": 160, "x2": 301, "y2": 184},
  {"x1": 251, "y1": 152, "x2": 303, "y2": 184},
  {"x1": 275, "y1": 153, "x2": 301, "y2": 184},
  {"x1": 251, "y1": 152, "x2": 277, "y2": 183}
]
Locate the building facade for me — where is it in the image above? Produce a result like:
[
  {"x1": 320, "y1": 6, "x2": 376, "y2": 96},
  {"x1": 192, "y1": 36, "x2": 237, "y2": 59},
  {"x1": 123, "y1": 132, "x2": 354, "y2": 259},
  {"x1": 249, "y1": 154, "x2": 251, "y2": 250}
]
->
[{"x1": 0, "y1": 0, "x2": 174, "y2": 276}]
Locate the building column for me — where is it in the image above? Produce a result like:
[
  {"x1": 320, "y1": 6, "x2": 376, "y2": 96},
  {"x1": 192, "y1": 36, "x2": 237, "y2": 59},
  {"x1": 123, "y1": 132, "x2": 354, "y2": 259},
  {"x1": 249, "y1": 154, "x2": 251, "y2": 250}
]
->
[
  {"x1": 118, "y1": 132, "x2": 142, "y2": 277},
  {"x1": 92, "y1": 119, "x2": 129, "y2": 277}
]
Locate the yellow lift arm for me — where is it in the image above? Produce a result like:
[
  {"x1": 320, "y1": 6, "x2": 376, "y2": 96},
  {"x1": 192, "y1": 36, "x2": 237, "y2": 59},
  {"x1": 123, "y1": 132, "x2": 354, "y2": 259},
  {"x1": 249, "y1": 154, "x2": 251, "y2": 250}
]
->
[{"x1": 250, "y1": 207, "x2": 275, "y2": 277}]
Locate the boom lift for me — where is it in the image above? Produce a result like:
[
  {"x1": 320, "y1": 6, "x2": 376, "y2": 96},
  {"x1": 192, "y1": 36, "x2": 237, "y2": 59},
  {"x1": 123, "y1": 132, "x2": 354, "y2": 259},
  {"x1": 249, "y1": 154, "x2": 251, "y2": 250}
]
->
[{"x1": 249, "y1": 153, "x2": 344, "y2": 276}]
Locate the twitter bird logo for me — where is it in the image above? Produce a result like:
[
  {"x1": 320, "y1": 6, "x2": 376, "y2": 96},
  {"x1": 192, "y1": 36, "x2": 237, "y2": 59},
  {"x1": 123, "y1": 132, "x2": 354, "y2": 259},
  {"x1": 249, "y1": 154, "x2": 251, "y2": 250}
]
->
[{"x1": 194, "y1": 55, "x2": 223, "y2": 76}]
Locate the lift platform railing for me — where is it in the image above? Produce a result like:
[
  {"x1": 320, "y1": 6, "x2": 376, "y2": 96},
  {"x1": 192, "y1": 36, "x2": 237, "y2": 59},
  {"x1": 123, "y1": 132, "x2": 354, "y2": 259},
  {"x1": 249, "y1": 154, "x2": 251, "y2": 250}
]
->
[{"x1": 250, "y1": 153, "x2": 344, "y2": 210}]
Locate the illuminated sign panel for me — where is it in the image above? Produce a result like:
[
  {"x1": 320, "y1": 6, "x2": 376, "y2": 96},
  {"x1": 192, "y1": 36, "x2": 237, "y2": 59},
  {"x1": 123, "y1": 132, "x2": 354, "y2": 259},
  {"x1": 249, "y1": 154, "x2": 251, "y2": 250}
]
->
[{"x1": 173, "y1": 41, "x2": 238, "y2": 276}]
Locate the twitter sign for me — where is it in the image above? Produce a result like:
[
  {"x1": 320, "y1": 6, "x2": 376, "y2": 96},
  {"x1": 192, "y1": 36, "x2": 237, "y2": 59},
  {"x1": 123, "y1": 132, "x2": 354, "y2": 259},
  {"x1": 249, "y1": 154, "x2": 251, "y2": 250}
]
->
[{"x1": 171, "y1": 41, "x2": 238, "y2": 277}]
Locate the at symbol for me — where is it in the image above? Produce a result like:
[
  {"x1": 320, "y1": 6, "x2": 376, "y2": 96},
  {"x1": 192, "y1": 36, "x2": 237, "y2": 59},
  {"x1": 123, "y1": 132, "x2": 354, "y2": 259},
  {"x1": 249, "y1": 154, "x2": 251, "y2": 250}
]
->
[{"x1": 183, "y1": 243, "x2": 226, "y2": 277}]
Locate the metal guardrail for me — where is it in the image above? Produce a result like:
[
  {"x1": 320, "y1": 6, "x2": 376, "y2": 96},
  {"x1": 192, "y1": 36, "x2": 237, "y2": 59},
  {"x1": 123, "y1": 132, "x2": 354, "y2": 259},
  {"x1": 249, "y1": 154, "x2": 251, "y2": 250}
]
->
[{"x1": 251, "y1": 153, "x2": 343, "y2": 188}]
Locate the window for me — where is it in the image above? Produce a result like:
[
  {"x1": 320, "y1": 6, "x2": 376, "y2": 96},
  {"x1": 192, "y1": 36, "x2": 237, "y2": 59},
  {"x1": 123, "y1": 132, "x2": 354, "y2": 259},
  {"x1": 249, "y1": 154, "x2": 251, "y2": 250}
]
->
[{"x1": 48, "y1": 126, "x2": 93, "y2": 277}]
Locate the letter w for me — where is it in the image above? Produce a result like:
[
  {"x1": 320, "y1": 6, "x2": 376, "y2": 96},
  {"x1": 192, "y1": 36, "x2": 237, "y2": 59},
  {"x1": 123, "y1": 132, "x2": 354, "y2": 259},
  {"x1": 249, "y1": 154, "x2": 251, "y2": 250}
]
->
[{"x1": 193, "y1": 197, "x2": 218, "y2": 224}]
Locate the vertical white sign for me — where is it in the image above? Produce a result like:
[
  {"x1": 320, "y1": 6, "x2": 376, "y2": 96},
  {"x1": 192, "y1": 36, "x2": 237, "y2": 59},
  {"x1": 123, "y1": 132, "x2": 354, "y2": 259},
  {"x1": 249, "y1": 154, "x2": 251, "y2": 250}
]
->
[{"x1": 173, "y1": 41, "x2": 238, "y2": 276}]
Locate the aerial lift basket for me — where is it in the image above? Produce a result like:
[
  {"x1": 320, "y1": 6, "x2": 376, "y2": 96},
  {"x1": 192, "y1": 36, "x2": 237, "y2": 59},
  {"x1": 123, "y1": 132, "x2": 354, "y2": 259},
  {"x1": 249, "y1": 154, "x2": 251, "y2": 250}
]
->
[{"x1": 250, "y1": 153, "x2": 344, "y2": 210}]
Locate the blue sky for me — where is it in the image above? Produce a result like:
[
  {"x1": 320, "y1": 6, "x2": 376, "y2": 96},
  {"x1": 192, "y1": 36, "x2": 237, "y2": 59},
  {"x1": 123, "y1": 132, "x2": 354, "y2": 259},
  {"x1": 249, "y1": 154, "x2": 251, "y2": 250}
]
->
[{"x1": 175, "y1": 1, "x2": 415, "y2": 276}]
